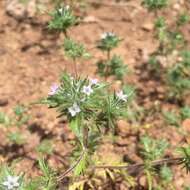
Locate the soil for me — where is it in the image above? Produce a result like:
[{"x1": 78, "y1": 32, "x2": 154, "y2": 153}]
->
[{"x1": 0, "y1": 0, "x2": 190, "y2": 189}]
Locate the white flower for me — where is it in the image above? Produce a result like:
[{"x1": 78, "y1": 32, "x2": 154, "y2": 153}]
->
[
  {"x1": 65, "y1": 5, "x2": 70, "y2": 10},
  {"x1": 48, "y1": 84, "x2": 59, "y2": 96},
  {"x1": 116, "y1": 90, "x2": 128, "y2": 102},
  {"x1": 58, "y1": 5, "x2": 69, "y2": 14},
  {"x1": 58, "y1": 7, "x2": 64, "y2": 14},
  {"x1": 82, "y1": 85, "x2": 93, "y2": 96},
  {"x1": 68, "y1": 103, "x2": 81, "y2": 117},
  {"x1": 101, "y1": 32, "x2": 107, "y2": 39},
  {"x1": 89, "y1": 78, "x2": 98, "y2": 86},
  {"x1": 101, "y1": 32, "x2": 115, "y2": 39},
  {"x1": 2, "y1": 175, "x2": 20, "y2": 190}
]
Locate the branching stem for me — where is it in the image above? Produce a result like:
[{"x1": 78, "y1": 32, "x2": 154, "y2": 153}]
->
[
  {"x1": 105, "y1": 50, "x2": 111, "y2": 80},
  {"x1": 57, "y1": 157, "x2": 182, "y2": 181},
  {"x1": 57, "y1": 148, "x2": 86, "y2": 181},
  {"x1": 73, "y1": 58, "x2": 78, "y2": 78}
]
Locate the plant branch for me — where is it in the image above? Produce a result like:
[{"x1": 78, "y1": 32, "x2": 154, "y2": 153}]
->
[
  {"x1": 73, "y1": 58, "x2": 78, "y2": 78},
  {"x1": 57, "y1": 157, "x2": 182, "y2": 181},
  {"x1": 94, "y1": 157, "x2": 181, "y2": 171},
  {"x1": 57, "y1": 148, "x2": 86, "y2": 181},
  {"x1": 89, "y1": 1, "x2": 139, "y2": 8},
  {"x1": 105, "y1": 50, "x2": 111, "y2": 80}
]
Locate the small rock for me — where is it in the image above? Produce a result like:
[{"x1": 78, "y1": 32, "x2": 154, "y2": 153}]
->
[
  {"x1": 35, "y1": 112, "x2": 45, "y2": 119},
  {"x1": 175, "y1": 177, "x2": 184, "y2": 187},
  {"x1": 83, "y1": 16, "x2": 99, "y2": 23},
  {"x1": 139, "y1": 176, "x2": 147, "y2": 187},
  {"x1": 142, "y1": 51, "x2": 150, "y2": 62},
  {"x1": 158, "y1": 94, "x2": 165, "y2": 100},
  {"x1": 27, "y1": 0, "x2": 36, "y2": 18},
  {"x1": 6, "y1": 0, "x2": 37, "y2": 20},
  {"x1": 142, "y1": 22, "x2": 154, "y2": 31},
  {"x1": 6, "y1": 0, "x2": 26, "y2": 20},
  {"x1": 173, "y1": 3, "x2": 181, "y2": 11},
  {"x1": 116, "y1": 136, "x2": 128, "y2": 146},
  {"x1": 182, "y1": 119, "x2": 190, "y2": 133},
  {"x1": 156, "y1": 86, "x2": 165, "y2": 94},
  {"x1": 116, "y1": 120, "x2": 130, "y2": 136},
  {"x1": 0, "y1": 98, "x2": 8, "y2": 106},
  {"x1": 179, "y1": 0, "x2": 184, "y2": 5}
]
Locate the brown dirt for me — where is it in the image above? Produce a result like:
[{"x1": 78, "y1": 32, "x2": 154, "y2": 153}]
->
[{"x1": 0, "y1": 0, "x2": 190, "y2": 189}]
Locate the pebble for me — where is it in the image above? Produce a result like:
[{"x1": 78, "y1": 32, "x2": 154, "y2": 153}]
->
[
  {"x1": 117, "y1": 120, "x2": 130, "y2": 136},
  {"x1": 156, "y1": 86, "x2": 165, "y2": 94},
  {"x1": 142, "y1": 22, "x2": 154, "y2": 32},
  {"x1": 0, "y1": 98, "x2": 8, "y2": 106},
  {"x1": 35, "y1": 112, "x2": 45, "y2": 119},
  {"x1": 6, "y1": 0, "x2": 26, "y2": 20},
  {"x1": 173, "y1": 3, "x2": 181, "y2": 11},
  {"x1": 139, "y1": 176, "x2": 147, "y2": 187},
  {"x1": 6, "y1": 0, "x2": 37, "y2": 20},
  {"x1": 182, "y1": 119, "x2": 190, "y2": 133}
]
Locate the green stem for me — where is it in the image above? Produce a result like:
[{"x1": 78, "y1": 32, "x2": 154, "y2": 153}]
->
[
  {"x1": 57, "y1": 148, "x2": 86, "y2": 181},
  {"x1": 63, "y1": 30, "x2": 68, "y2": 38},
  {"x1": 145, "y1": 170, "x2": 152, "y2": 190},
  {"x1": 73, "y1": 58, "x2": 78, "y2": 78},
  {"x1": 105, "y1": 50, "x2": 111, "y2": 80}
]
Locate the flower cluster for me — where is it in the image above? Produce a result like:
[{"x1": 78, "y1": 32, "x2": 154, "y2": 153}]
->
[
  {"x1": 48, "y1": 4, "x2": 78, "y2": 33},
  {"x1": 45, "y1": 73, "x2": 130, "y2": 130},
  {"x1": 97, "y1": 32, "x2": 121, "y2": 51},
  {"x1": 58, "y1": 5, "x2": 70, "y2": 14},
  {"x1": 47, "y1": 75, "x2": 100, "y2": 118},
  {"x1": 101, "y1": 32, "x2": 116, "y2": 40}
]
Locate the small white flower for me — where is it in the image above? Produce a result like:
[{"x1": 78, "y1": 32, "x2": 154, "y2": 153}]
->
[
  {"x1": 48, "y1": 84, "x2": 59, "y2": 96},
  {"x1": 58, "y1": 5, "x2": 69, "y2": 14},
  {"x1": 68, "y1": 103, "x2": 81, "y2": 117},
  {"x1": 108, "y1": 32, "x2": 115, "y2": 37},
  {"x1": 101, "y1": 32, "x2": 115, "y2": 39},
  {"x1": 65, "y1": 5, "x2": 70, "y2": 10},
  {"x1": 89, "y1": 78, "x2": 98, "y2": 86},
  {"x1": 101, "y1": 32, "x2": 107, "y2": 39},
  {"x1": 2, "y1": 175, "x2": 20, "y2": 190},
  {"x1": 116, "y1": 90, "x2": 128, "y2": 102},
  {"x1": 58, "y1": 7, "x2": 64, "y2": 14},
  {"x1": 82, "y1": 85, "x2": 93, "y2": 96}
]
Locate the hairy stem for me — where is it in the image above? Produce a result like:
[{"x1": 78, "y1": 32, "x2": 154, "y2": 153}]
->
[
  {"x1": 63, "y1": 30, "x2": 68, "y2": 38},
  {"x1": 105, "y1": 50, "x2": 111, "y2": 80},
  {"x1": 57, "y1": 157, "x2": 182, "y2": 181},
  {"x1": 94, "y1": 157, "x2": 181, "y2": 172},
  {"x1": 57, "y1": 148, "x2": 86, "y2": 181},
  {"x1": 73, "y1": 58, "x2": 78, "y2": 78},
  {"x1": 145, "y1": 170, "x2": 152, "y2": 190}
]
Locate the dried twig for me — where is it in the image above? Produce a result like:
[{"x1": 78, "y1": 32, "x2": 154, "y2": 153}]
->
[
  {"x1": 57, "y1": 156, "x2": 182, "y2": 181},
  {"x1": 88, "y1": 1, "x2": 139, "y2": 8},
  {"x1": 94, "y1": 157, "x2": 181, "y2": 174}
]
